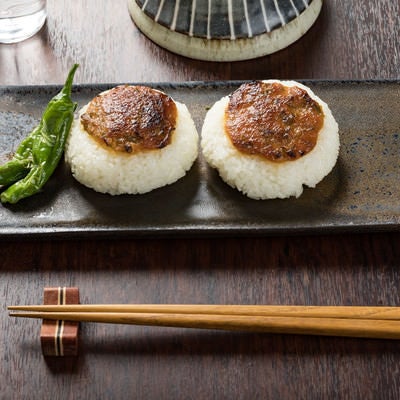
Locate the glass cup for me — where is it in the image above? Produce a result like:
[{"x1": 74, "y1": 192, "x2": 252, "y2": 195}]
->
[{"x1": 0, "y1": 0, "x2": 46, "y2": 44}]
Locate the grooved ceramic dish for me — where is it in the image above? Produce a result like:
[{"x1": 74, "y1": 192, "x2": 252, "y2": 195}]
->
[
  {"x1": 0, "y1": 80, "x2": 399, "y2": 239},
  {"x1": 128, "y1": 0, "x2": 323, "y2": 61}
]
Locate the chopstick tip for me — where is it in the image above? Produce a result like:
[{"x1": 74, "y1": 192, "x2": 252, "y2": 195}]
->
[{"x1": 8, "y1": 312, "x2": 19, "y2": 317}]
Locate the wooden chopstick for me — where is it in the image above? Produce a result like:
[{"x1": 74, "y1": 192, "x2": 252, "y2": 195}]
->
[
  {"x1": 8, "y1": 311, "x2": 400, "y2": 339},
  {"x1": 7, "y1": 304, "x2": 400, "y2": 320}
]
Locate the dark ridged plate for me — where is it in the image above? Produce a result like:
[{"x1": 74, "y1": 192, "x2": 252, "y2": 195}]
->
[
  {"x1": 136, "y1": 0, "x2": 314, "y2": 39},
  {"x1": 128, "y1": 0, "x2": 322, "y2": 61},
  {"x1": 0, "y1": 80, "x2": 399, "y2": 239}
]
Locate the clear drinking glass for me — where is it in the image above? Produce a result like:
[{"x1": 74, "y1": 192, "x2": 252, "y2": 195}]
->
[{"x1": 0, "y1": 0, "x2": 46, "y2": 44}]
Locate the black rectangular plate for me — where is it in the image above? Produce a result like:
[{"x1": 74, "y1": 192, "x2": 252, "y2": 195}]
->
[{"x1": 0, "y1": 80, "x2": 399, "y2": 239}]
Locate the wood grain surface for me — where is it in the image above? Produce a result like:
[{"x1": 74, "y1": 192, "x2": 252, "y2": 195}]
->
[{"x1": 1, "y1": 0, "x2": 400, "y2": 399}]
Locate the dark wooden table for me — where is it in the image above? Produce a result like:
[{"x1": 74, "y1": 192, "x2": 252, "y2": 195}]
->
[{"x1": 1, "y1": 1, "x2": 400, "y2": 398}]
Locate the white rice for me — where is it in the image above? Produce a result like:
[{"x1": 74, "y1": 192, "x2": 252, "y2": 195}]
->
[
  {"x1": 200, "y1": 80, "x2": 340, "y2": 200},
  {"x1": 65, "y1": 100, "x2": 199, "y2": 195}
]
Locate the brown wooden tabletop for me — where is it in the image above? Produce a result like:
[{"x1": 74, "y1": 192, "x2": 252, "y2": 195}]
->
[{"x1": 1, "y1": 1, "x2": 400, "y2": 399}]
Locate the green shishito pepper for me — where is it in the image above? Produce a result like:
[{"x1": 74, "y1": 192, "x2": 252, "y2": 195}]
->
[{"x1": 0, "y1": 64, "x2": 78, "y2": 204}]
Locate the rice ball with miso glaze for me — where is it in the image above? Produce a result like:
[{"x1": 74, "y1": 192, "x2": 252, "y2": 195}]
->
[
  {"x1": 201, "y1": 80, "x2": 339, "y2": 199},
  {"x1": 65, "y1": 85, "x2": 198, "y2": 195}
]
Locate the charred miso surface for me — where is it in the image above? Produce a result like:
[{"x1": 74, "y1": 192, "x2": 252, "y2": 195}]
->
[
  {"x1": 225, "y1": 81, "x2": 323, "y2": 161},
  {"x1": 81, "y1": 85, "x2": 177, "y2": 153}
]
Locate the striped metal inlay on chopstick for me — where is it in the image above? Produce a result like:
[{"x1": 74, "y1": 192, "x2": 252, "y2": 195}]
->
[{"x1": 135, "y1": 0, "x2": 313, "y2": 39}]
